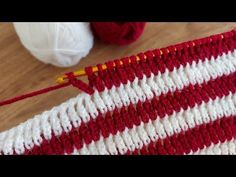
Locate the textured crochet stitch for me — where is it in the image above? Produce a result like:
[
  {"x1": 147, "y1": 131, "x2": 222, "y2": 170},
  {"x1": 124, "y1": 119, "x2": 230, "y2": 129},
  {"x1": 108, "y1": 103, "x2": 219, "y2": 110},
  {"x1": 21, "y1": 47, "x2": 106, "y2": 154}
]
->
[{"x1": 0, "y1": 30, "x2": 236, "y2": 155}]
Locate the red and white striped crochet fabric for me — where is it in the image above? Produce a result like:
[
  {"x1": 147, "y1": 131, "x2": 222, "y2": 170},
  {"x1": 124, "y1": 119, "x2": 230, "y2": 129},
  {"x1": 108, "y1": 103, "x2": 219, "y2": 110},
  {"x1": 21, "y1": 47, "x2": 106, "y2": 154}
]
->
[{"x1": 0, "y1": 30, "x2": 236, "y2": 155}]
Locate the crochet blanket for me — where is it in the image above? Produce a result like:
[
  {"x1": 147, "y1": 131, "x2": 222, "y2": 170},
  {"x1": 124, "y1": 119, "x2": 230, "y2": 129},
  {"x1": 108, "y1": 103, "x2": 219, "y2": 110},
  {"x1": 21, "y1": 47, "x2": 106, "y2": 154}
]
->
[{"x1": 0, "y1": 30, "x2": 236, "y2": 155}]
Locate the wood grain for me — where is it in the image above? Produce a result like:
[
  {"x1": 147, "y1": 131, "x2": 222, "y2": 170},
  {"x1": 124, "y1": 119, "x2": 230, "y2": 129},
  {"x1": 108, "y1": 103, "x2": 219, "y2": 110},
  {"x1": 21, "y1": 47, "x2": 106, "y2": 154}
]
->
[{"x1": 0, "y1": 22, "x2": 236, "y2": 132}]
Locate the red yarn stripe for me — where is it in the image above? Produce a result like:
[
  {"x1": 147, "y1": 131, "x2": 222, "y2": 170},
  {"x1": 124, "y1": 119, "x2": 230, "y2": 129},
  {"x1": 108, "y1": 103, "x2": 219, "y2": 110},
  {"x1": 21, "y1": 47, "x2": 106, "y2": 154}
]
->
[
  {"x1": 87, "y1": 30, "x2": 236, "y2": 93},
  {"x1": 127, "y1": 116, "x2": 236, "y2": 155},
  {"x1": 20, "y1": 73, "x2": 236, "y2": 155}
]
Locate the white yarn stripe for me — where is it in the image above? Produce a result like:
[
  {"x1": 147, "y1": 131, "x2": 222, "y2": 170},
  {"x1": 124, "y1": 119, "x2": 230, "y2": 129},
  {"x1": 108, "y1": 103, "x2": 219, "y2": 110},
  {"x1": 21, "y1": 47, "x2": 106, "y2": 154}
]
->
[
  {"x1": 0, "y1": 132, "x2": 7, "y2": 155},
  {"x1": 71, "y1": 137, "x2": 236, "y2": 155},
  {"x1": 0, "y1": 50, "x2": 236, "y2": 155},
  {"x1": 66, "y1": 93, "x2": 236, "y2": 155},
  {"x1": 189, "y1": 139, "x2": 236, "y2": 155}
]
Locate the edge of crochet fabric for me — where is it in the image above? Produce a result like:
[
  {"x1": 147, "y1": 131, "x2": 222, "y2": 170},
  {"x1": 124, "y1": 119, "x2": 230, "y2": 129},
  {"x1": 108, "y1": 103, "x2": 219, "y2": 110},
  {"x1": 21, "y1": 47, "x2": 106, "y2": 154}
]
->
[{"x1": 1, "y1": 30, "x2": 236, "y2": 155}]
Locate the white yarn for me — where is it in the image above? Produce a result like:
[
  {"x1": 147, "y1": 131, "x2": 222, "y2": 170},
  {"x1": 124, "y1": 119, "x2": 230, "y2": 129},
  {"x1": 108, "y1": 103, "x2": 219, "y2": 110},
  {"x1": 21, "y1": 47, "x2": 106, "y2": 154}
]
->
[{"x1": 13, "y1": 22, "x2": 94, "y2": 67}]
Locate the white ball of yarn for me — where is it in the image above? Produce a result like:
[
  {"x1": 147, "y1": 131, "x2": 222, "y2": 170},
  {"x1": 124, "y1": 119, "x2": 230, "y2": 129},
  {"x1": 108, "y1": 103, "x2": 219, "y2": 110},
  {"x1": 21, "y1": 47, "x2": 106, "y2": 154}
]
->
[{"x1": 13, "y1": 22, "x2": 94, "y2": 67}]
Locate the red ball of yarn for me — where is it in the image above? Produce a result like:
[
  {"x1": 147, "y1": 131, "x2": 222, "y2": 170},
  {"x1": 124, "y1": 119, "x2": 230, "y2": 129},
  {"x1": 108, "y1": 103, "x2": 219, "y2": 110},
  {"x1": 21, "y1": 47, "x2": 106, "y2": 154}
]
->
[{"x1": 91, "y1": 22, "x2": 146, "y2": 46}]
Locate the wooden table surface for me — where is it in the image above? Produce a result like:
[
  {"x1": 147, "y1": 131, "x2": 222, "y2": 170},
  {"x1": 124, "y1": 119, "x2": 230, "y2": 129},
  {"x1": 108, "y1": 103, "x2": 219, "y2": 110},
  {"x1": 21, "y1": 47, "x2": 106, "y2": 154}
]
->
[{"x1": 0, "y1": 22, "x2": 236, "y2": 132}]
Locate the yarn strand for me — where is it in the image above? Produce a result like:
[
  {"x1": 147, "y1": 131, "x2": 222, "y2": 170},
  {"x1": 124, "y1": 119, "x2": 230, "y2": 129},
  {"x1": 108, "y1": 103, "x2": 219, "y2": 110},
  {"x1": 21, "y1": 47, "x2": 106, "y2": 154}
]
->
[
  {"x1": 0, "y1": 72, "x2": 95, "y2": 107},
  {"x1": 0, "y1": 82, "x2": 70, "y2": 107}
]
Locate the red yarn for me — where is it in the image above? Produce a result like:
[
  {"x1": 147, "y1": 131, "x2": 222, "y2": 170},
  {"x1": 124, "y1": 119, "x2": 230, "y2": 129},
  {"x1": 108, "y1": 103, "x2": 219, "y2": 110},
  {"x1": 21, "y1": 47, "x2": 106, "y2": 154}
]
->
[{"x1": 91, "y1": 22, "x2": 146, "y2": 45}]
